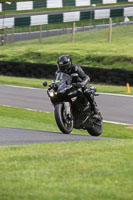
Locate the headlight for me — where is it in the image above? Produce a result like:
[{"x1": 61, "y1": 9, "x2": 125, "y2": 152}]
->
[
  {"x1": 49, "y1": 91, "x2": 55, "y2": 97},
  {"x1": 48, "y1": 90, "x2": 57, "y2": 98}
]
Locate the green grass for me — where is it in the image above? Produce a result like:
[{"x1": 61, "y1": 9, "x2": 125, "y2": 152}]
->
[
  {"x1": 0, "y1": 105, "x2": 133, "y2": 200},
  {"x1": 1, "y1": 25, "x2": 133, "y2": 70},
  {"x1": 0, "y1": 75, "x2": 133, "y2": 95},
  {"x1": 0, "y1": 105, "x2": 133, "y2": 139},
  {"x1": 95, "y1": 83, "x2": 133, "y2": 95},
  {"x1": 0, "y1": 139, "x2": 133, "y2": 200},
  {"x1": 0, "y1": 14, "x2": 133, "y2": 199},
  {"x1": 0, "y1": 95, "x2": 133, "y2": 200},
  {"x1": 0, "y1": 75, "x2": 46, "y2": 89}
]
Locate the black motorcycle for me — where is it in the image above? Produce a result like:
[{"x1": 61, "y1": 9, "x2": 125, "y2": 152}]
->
[{"x1": 43, "y1": 72, "x2": 103, "y2": 136}]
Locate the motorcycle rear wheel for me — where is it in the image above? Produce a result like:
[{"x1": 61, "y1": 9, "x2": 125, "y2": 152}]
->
[
  {"x1": 54, "y1": 103, "x2": 73, "y2": 134},
  {"x1": 87, "y1": 120, "x2": 103, "y2": 136}
]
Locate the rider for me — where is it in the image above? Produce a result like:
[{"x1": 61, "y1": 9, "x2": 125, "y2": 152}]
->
[{"x1": 56, "y1": 54, "x2": 99, "y2": 115}]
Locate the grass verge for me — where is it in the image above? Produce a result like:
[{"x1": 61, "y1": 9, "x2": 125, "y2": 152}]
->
[
  {"x1": 0, "y1": 139, "x2": 133, "y2": 200},
  {"x1": 1, "y1": 24, "x2": 133, "y2": 70},
  {"x1": 0, "y1": 75, "x2": 133, "y2": 95},
  {"x1": 0, "y1": 105, "x2": 133, "y2": 139},
  {"x1": 0, "y1": 104, "x2": 133, "y2": 199}
]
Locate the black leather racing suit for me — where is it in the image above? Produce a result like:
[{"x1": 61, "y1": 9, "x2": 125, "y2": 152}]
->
[{"x1": 56, "y1": 64, "x2": 97, "y2": 113}]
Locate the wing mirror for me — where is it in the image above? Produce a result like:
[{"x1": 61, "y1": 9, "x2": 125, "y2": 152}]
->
[{"x1": 43, "y1": 81, "x2": 47, "y2": 87}]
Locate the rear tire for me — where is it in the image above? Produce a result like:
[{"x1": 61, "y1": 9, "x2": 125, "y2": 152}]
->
[{"x1": 54, "y1": 103, "x2": 73, "y2": 134}]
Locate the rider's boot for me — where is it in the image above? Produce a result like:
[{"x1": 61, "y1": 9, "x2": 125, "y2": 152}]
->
[
  {"x1": 90, "y1": 102, "x2": 103, "y2": 120},
  {"x1": 84, "y1": 90, "x2": 98, "y2": 114},
  {"x1": 90, "y1": 102, "x2": 100, "y2": 114},
  {"x1": 84, "y1": 88, "x2": 102, "y2": 119}
]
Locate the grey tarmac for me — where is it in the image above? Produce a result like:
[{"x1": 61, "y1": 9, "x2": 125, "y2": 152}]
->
[
  {"x1": 0, "y1": 127, "x2": 116, "y2": 146},
  {"x1": 0, "y1": 85, "x2": 132, "y2": 124},
  {"x1": 0, "y1": 85, "x2": 132, "y2": 145}
]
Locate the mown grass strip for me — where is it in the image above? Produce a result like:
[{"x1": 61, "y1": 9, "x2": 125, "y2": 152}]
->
[
  {"x1": 0, "y1": 105, "x2": 133, "y2": 199},
  {"x1": 0, "y1": 105, "x2": 133, "y2": 139},
  {"x1": 0, "y1": 136, "x2": 133, "y2": 200},
  {"x1": 1, "y1": 25, "x2": 133, "y2": 70}
]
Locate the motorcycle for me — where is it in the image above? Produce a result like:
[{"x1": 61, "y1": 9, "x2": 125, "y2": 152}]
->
[{"x1": 43, "y1": 72, "x2": 103, "y2": 136}]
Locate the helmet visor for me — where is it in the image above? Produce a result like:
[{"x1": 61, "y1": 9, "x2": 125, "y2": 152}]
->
[{"x1": 58, "y1": 62, "x2": 71, "y2": 72}]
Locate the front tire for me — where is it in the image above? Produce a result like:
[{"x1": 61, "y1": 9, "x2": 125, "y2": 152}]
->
[{"x1": 54, "y1": 103, "x2": 73, "y2": 134}]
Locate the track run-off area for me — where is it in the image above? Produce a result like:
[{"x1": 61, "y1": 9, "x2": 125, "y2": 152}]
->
[{"x1": 0, "y1": 84, "x2": 132, "y2": 145}]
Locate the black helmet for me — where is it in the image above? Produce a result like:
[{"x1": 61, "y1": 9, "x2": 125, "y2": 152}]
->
[{"x1": 57, "y1": 55, "x2": 72, "y2": 73}]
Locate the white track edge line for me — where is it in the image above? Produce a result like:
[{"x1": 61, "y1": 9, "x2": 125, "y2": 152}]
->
[
  {"x1": 98, "y1": 92, "x2": 133, "y2": 97},
  {"x1": 103, "y1": 120, "x2": 133, "y2": 126}
]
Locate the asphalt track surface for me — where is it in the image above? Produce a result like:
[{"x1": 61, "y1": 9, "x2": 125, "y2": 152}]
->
[
  {"x1": 0, "y1": 85, "x2": 133, "y2": 124},
  {"x1": 0, "y1": 127, "x2": 115, "y2": 146},
  {"x1": 0, "y1": 85, "x2": 132, "y2": 145}
]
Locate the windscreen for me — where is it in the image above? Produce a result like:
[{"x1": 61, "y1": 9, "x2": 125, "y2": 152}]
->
[
  {"x1": 55, "y1": 72, "x2": 72, "y2": 90},
  {"x1": 56, "y1": 72, "x2": 72, "y2": 83}
]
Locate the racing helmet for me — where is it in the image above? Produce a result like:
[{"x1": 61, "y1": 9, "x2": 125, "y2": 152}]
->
[{"x1": 57, "y1": 55, "x2": 72, "y2": 73}]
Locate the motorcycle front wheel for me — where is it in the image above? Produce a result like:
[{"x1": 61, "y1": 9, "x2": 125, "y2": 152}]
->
[{"x1": 54, "y1": 103, "x2": 73, "y2": 134}]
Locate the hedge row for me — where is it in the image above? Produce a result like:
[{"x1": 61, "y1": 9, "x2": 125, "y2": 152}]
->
[
  {"x1": 82, "y1": 65, "x2": 133, "y2": 86},
  {"x1": 0, "y1": 61, "x2": 133, "y2": 86},
  {"x1": 0, "y1": 61, "x2": 57, "y2": 79}
]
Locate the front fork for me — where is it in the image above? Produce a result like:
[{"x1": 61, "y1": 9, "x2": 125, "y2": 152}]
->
[{"x1": 63, "y1": 102, "x2": 71, "y2": 116}]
